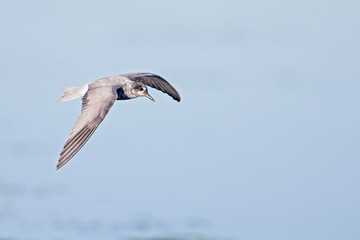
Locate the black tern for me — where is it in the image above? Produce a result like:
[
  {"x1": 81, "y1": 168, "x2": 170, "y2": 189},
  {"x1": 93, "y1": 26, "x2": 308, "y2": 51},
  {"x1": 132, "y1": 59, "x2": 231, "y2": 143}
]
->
[{"x1": 56, "y1": 73, "x2": 180, "y2": 170}]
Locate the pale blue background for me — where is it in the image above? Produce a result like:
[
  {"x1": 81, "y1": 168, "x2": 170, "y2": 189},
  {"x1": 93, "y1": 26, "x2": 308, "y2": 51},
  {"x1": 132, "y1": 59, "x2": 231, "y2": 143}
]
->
[{"x1": 0, "y1": 0, "x2": 359, "y2": 239}]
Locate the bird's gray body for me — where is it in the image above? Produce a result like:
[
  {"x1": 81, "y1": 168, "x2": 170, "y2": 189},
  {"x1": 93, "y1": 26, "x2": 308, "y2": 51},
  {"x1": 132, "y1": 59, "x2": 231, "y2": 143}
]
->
[{"x1": 56, "y1": 73, "x2": 180, "y2": 170}]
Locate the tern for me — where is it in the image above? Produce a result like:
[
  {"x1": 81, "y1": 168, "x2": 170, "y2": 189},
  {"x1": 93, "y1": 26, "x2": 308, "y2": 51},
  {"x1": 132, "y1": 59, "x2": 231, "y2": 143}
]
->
[{"x1": 56, "y1": 73, "x2": 181, "y2": 170}]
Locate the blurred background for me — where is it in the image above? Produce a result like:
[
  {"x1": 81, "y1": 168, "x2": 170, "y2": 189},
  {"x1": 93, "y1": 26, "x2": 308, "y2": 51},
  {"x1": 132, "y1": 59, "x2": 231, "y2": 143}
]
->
[{"x1": 0, "y1": 0, "x2": 359, "y2": 239}]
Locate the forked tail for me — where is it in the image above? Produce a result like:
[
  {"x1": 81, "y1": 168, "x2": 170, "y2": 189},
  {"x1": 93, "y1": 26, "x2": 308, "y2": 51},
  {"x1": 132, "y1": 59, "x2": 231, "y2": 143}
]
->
[{"x1": 58, "y1": 85, "x2": 88, "y2": 102}]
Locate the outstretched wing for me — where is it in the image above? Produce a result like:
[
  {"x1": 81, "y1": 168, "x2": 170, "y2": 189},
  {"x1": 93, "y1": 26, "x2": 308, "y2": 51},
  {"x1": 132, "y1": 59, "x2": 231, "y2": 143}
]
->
[
  {"x1": 125, "y1": 73, "x2": 181, "y2": 102},
  {"x1": 56, "y1": 86, "x2": 118, "y2": 170}
]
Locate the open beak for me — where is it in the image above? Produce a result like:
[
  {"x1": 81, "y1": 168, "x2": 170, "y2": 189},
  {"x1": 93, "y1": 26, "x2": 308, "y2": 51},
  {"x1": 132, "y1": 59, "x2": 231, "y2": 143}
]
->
[{"x1": 143, "y1": 92, "x2": 155, "y2": 102}]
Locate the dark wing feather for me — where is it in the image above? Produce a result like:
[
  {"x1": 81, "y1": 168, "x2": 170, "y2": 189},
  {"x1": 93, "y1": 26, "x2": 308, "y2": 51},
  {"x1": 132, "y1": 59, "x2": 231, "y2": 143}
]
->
[
  {"x1": 125, "y1": 73, "x2": 181, "y2": 102},
  {"x1": 56, "y1": 87, "x2": 117, "y2": 170}
]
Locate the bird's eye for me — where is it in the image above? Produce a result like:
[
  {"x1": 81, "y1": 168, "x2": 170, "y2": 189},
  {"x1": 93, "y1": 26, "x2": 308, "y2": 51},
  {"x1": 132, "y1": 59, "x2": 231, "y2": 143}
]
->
[{"x1": 140, "y1": 87, "x2": 144, "y2": 91}]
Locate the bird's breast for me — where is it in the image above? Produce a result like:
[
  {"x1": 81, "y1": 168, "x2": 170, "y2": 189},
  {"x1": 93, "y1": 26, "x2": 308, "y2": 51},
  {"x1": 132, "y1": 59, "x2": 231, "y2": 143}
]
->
[{"x1": 116, "y1": 87, "x2": 131, "y2": 100}]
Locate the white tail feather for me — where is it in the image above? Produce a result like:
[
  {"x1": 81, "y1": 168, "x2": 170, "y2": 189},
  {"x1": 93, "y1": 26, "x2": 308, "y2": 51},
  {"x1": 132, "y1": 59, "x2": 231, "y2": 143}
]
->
[{"x1": 58, "y1": 85, "x2": 88, "y2": 102}]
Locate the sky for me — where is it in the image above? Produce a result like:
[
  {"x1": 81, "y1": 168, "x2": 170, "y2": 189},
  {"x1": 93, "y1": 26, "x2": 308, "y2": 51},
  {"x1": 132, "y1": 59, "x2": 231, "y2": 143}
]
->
[{"x1": 0, "y1": 0, "x2": 360, "y2": 239}]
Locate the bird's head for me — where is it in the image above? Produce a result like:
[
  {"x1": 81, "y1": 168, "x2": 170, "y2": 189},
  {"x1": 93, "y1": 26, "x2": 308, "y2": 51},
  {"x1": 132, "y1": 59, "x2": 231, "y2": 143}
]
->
[{"x1": 131, "y1": 82, "x2": 154, "y2": 101}]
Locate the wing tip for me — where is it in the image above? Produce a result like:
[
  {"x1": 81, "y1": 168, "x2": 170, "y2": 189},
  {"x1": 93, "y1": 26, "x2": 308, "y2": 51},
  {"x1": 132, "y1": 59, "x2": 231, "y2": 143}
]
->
[
  {"x1": 172, "y1": 92, "x2": 181, "y2": 102},
  {"x1": 56, "y1": 161, "x2": 64, "y2": 170}
]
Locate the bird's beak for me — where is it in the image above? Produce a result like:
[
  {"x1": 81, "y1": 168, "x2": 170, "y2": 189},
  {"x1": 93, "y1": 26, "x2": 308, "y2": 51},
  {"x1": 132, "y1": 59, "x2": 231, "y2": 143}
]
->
[{"x1": 143, "y1": 92, "x2": 155, "y2": 102}]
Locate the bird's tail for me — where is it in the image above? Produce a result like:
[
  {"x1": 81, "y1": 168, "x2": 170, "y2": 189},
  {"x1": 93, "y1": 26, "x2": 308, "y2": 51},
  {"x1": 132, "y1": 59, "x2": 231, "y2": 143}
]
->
[{"x1": 58, "y1": 84, "x2": 88, "y2": 102}]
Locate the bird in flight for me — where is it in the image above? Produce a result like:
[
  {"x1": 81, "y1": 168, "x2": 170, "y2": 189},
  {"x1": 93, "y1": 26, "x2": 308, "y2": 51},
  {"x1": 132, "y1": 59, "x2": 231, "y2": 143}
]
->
[{"x1": 56, "y1": 73, "x2": 181, "y2": 170}]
